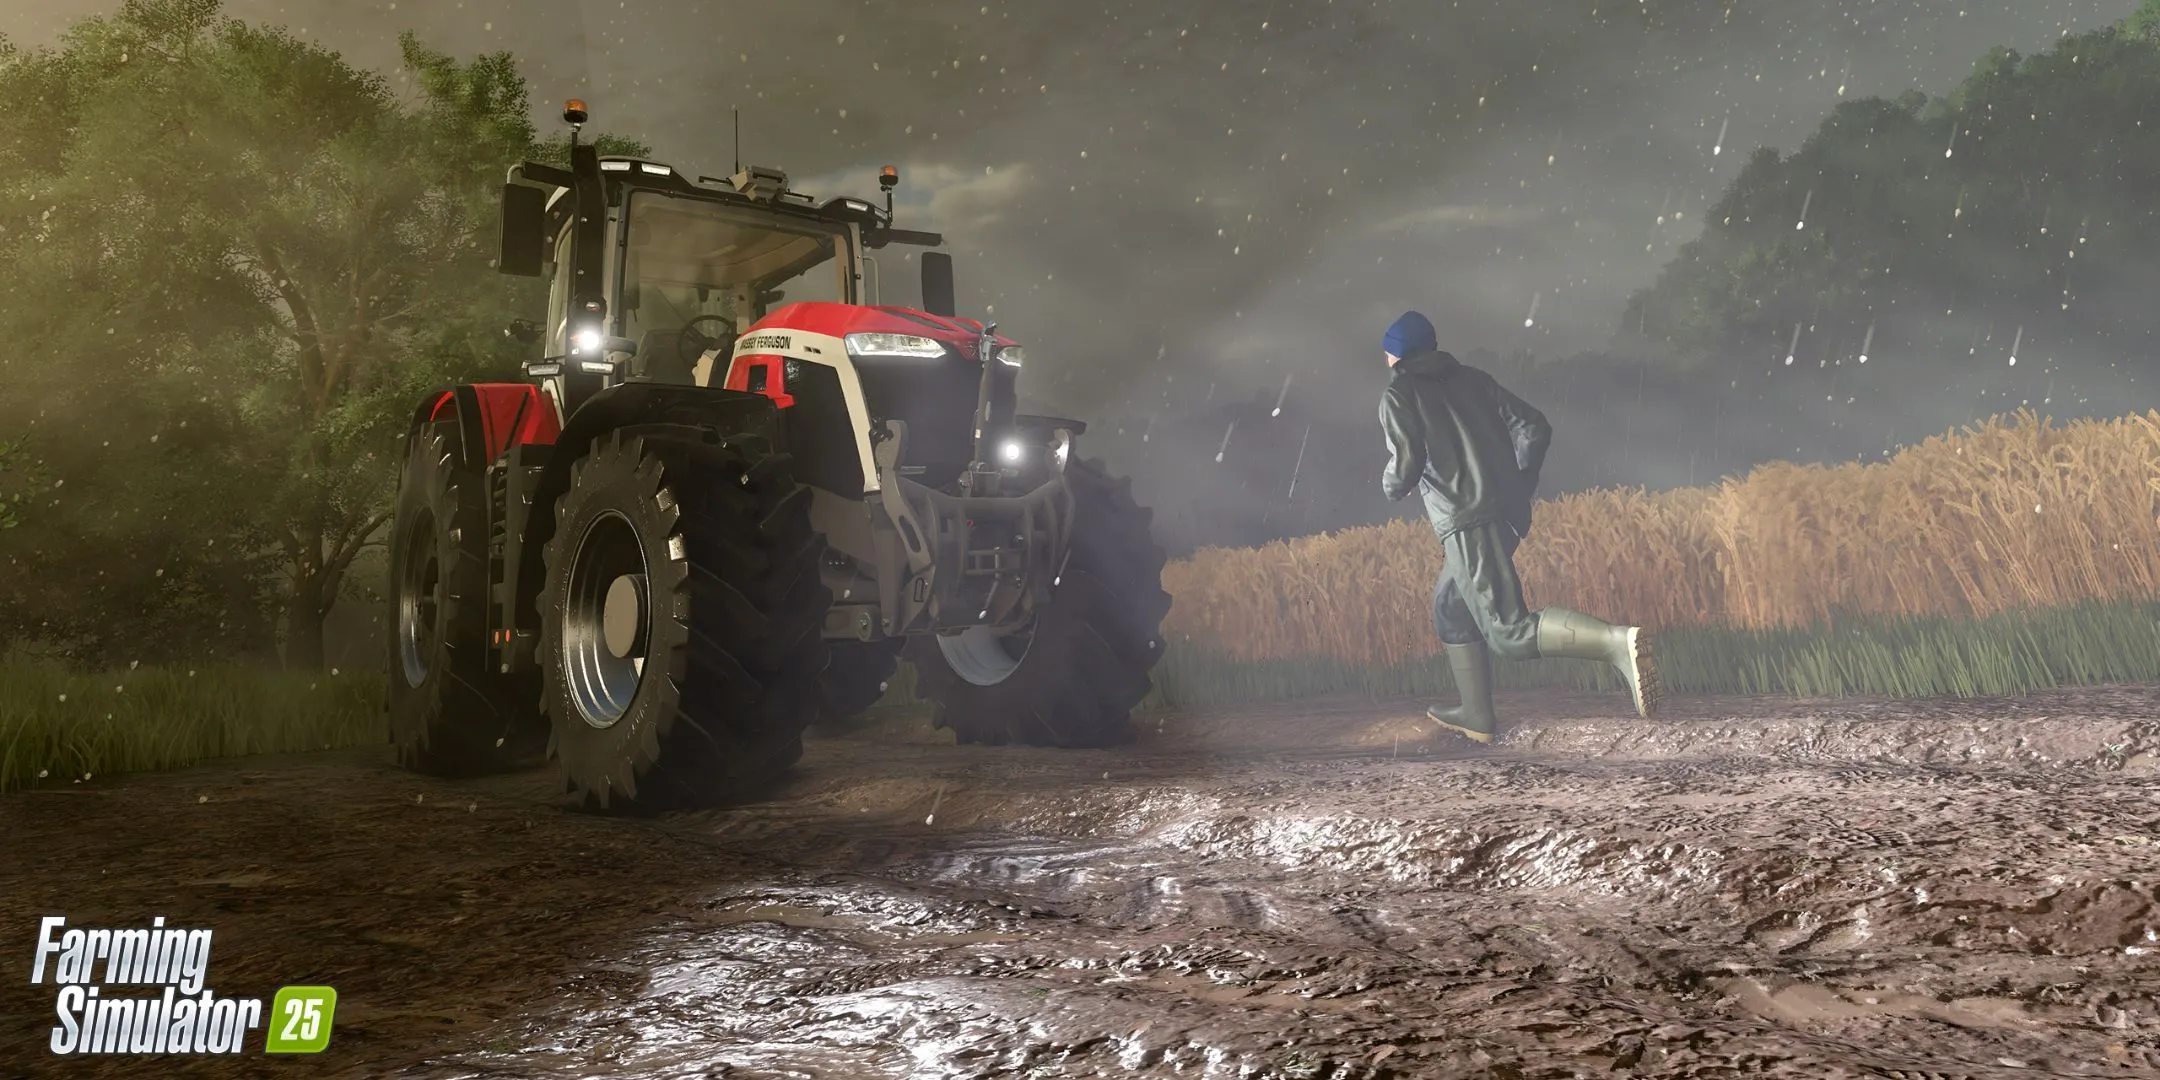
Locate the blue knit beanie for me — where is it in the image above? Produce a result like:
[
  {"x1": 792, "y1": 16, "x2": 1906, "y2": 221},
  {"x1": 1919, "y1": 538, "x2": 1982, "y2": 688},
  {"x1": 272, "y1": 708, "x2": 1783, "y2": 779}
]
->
[{"x1": 1382, "y1": 310, "x2": 1437, "y2": 358}]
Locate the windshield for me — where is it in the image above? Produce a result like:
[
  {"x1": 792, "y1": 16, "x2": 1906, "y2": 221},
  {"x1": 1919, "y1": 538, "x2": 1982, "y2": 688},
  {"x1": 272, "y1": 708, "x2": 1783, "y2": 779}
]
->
[{"x1": 615, "y1": 191, "x2": 852, "y2": 348}]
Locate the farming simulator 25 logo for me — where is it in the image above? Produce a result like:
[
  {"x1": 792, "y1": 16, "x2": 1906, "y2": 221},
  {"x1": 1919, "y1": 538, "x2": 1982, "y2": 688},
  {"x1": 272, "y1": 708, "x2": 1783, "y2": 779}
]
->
[{"x1": 28, "y1": 916, "x2": 337, "y2": 1055}]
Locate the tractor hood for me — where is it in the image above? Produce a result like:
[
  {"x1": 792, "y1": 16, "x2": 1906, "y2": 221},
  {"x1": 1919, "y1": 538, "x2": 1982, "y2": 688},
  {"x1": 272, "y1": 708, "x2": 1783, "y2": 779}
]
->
[{"x1": 747, "y1": 302, "x2": 1019, "y2": 360}]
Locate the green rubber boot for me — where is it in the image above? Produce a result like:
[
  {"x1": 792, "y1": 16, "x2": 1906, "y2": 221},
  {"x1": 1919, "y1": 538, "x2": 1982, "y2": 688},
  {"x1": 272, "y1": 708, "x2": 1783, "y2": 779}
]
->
[
  {"x1": 1535, "y1": 607, "x2": 1661, "y2": 719},
  {"x1": 1425, "y1": 642, "x2": 1498, "y2": 744}
]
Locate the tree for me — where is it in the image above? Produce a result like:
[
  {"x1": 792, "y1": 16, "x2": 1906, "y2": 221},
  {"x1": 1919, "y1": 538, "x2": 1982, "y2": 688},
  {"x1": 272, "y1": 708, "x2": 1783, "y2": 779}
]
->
[
  {"x1": 2130, "y1": 0, "x2": 2160, "y2": 45},
  {"x1": 0, "y1": 0, "x2": 644, "y2": 667},
  {"x1": 1620, "y1": 21, "x2": 2160, "y2": 370}
]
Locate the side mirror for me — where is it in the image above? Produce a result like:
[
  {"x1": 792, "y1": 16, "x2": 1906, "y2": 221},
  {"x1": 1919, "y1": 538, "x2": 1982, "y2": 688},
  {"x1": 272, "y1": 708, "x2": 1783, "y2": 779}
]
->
[
  {"x1": 506, "y1": 318, "x2": 542, "y2": 344},
  {"x1": 920, "y1": 251, "x2": 955, "y2": 316},
  {"x1": 498, "y1": 183, "x2": 547, "y2": 277}
]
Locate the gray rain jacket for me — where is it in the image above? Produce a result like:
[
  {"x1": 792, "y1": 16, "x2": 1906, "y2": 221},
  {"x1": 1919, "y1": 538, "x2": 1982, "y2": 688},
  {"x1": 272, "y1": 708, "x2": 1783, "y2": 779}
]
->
[{"x1": 1379, "y1": 348, "x2": 1552, "y2": 539}]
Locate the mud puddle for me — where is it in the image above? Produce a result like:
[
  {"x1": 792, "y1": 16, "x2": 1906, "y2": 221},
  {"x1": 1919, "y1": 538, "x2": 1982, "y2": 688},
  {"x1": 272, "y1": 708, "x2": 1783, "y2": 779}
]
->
[{"x1": 3, "y1": 686, "x2": 2159, "y2": 1078}]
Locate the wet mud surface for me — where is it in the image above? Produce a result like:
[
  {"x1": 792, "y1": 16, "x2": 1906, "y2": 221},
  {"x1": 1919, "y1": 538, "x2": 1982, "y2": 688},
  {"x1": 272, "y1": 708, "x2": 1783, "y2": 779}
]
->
[{"x1": 5, "y1": 686, "x2": 2160, "y2": 1078}]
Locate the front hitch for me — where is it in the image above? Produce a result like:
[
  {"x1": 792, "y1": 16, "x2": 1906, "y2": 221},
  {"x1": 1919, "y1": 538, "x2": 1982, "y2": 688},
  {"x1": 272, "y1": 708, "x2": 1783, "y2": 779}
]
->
[{"x1": 876, "y1": 421, "x2": 1074, "y2": 636}]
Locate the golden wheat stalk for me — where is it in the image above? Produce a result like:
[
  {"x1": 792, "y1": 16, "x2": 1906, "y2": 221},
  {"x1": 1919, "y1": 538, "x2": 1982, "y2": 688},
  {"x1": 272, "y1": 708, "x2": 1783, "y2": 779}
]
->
[{"x1": 1164, "y1": 410, "x2": 2160, "y2": 663}]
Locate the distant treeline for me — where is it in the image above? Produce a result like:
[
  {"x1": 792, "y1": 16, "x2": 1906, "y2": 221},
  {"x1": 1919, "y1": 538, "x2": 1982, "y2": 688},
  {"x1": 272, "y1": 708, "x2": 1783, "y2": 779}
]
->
[{"x1": 1624, "y1": 4, "x2": 2160, "y2": 370}]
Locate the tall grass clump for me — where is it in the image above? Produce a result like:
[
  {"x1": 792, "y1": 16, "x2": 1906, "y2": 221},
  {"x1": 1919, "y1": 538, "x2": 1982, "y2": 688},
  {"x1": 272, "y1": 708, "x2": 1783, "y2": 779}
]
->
[
  {"x1": 0, "y1": 665, "x2": 384, "y2": 794},
  {"x1": 1131, "y1": 598, "x2": 2160, "y2": 709},
  {"x1": 1164, "y1": 410, "x2": 2160, "y2": 665},
  {"x1": 868, "y1": 597, "x2": 2160, "y2": 713}
]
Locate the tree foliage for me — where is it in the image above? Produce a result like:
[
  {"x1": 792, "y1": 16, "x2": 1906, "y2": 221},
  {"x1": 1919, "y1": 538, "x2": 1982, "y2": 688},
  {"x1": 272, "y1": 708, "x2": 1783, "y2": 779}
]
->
[
  {"x1": 2131, "y1": 0, "x2": 2160, "y2": 45},
  {"x1": 1621, "y1": 16, "x2": 2160, "y2": 369},
  {"x1": 0, "y1": 0, "x2": 643, "y2": 667}
]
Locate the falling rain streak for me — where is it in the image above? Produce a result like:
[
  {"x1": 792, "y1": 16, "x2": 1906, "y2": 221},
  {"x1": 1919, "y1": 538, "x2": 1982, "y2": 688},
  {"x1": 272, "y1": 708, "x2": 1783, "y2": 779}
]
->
[
  {"x1": 1287, "y1": 423, "x2": 1311, "y2": 499},
  {"x1": 1785, "y1": 322, "x2": 1803, "y2": 366},
  {"x1": 1796, "y1": 188, "x2": 1813, "y2": 231},
  {"x1": 1215, "y1": 420, "x2": 1236, "y2": 463},
  {"x1": 1524, "y1": 291, "x2": 1541, "y2": 329},
  {"x1": 2008, "y1": 325, "x2": 2024, "y2": 366},
  {"x1": 1858, "y1": 322, "x2": 1874, "y2": 364},
  {"x1": 1712, "y1": 115, "x2": 1729, "y2": 156},
  {"x1": 1271, "y1": 372, "x2": 1293, "y2": 417},
  {"x1": 1140, "y1": 415, "x2": 1154, "y2": 443}
]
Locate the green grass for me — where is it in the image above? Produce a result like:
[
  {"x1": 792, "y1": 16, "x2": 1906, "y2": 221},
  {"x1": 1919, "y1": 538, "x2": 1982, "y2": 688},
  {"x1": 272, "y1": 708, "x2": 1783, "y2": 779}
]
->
[
  {"x1": 0, "y1": 665, "x2": 384, "y2": 794},
  {"x1": 879, "y1": 598, "x2": 2160, "y2": 711},
  {"x1": 7, "y1": 598, "x2": 2155, "y2": 794}
]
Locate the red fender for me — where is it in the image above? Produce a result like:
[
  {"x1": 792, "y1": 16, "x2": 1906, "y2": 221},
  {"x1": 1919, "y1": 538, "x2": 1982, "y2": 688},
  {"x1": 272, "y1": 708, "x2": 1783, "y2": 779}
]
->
[{"x1": 421, "y1": 383, "x2": 560, "y2": 467}]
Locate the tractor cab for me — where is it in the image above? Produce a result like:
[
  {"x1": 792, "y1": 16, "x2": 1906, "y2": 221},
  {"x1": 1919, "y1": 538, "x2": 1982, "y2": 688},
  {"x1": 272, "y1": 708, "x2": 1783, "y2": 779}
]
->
[
  {"x1": 504, "y1": 151, "x2": 915, "y2": 404},
  {"x1": 496, "y1": 106, "x2": 985, "y2": 496}
]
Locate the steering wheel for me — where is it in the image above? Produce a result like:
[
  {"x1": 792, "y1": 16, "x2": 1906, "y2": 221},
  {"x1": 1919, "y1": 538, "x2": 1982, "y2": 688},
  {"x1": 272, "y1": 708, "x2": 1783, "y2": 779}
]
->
[{"x1": 677, "y1": 314, "x2": 737, "y2": 366}]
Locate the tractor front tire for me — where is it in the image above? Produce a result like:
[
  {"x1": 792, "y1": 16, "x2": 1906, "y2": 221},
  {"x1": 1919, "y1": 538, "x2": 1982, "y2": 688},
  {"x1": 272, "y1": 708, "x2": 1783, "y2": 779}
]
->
[
  {"x1": 539, "y1": 428, "x2": 830, "y2": 810},
  {"x1": 385, "y1": 420, "x2": 539, "y2": 776},
  {"x1": 814, "y1": 638, "x2": 906, "y2": 730},
  {"x1": 905, "y1": 458, "x2": 1171, "y2": 747}
]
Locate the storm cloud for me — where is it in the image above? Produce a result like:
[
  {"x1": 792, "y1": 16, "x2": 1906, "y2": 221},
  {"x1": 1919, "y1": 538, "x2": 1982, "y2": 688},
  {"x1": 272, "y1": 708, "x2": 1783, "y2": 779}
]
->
[{"x1": 12, "y1": 1, "x2": 2144, "y2": 550}]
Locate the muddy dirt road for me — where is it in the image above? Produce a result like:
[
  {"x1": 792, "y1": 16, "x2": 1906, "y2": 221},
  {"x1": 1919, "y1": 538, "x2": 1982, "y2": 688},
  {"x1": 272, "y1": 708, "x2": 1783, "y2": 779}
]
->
[{"x1": 5, "y1": 687, "x2": 2160, "y2": 1079}]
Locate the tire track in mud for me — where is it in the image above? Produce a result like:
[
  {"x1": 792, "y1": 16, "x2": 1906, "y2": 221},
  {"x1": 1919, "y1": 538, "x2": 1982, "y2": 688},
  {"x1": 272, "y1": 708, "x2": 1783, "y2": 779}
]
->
[
  {"x1": 3, "y1": 687, "x2": 2159, "y2": 1078},
  {"x1": 437, "y1": 688, "x2": 2160, "y2": 1078}
]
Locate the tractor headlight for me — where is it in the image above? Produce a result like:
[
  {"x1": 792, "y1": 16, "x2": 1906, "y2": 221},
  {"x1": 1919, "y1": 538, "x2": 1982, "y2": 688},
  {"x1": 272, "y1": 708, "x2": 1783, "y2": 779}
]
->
[
  {"x1": 572, "y1": 327, "x2": 604, "y2": 354},
  {"x1": 997, "y1": 346, "x2": 1024, "y2": 367},
  {"x1": 845, "y1": 333, "x2": 946, "y2": 358},
  {"x1": 999, "y1": 439, "x2": 1023, "y2": 464}
]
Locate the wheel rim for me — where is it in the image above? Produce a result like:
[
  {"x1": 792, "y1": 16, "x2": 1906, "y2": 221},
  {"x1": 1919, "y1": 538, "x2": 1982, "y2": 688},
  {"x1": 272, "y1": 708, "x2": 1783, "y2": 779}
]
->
[
  {"x1": 935, "y1": 620, "x2": 1038, "y2": 687},
  {"x1": 395, "y1": 507, "x2": 441, "y2": 689},
  {"x1": 562, "y1": 509, "x2": 651, "y2": 728}
]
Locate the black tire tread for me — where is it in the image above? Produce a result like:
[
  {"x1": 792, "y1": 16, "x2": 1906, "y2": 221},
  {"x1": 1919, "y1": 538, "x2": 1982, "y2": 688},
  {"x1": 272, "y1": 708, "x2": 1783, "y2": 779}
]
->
[
  {"x1": 905, "y1": 457, "x2": 1170, "y2": 748},
  {"x1": 386, "y1": 423, "x2": 539, "y2": 777},
  {"x1": 814, "y1": 638, "x2": 907, "y2": 730},
  {"x1": 540, "y1": 428, "x2": 830, "y2": 810}
]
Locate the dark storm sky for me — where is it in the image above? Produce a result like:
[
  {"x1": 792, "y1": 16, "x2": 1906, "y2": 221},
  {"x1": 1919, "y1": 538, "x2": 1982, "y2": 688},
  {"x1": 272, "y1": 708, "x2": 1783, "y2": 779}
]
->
[{"x1": 11, "y1": 0, "x2": 2140, "y2": 428}]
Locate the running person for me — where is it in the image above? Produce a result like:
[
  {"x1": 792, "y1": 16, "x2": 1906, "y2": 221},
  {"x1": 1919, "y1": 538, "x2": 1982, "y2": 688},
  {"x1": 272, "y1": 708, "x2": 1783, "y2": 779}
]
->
[{"x1": 1376, "y1": 311, "x2": 1659, "y2": 741}]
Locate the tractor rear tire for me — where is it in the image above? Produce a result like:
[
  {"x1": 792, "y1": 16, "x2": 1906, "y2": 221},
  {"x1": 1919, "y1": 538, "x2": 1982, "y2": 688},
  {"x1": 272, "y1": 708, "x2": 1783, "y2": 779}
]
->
[
  {"x1": 385, "y1": 420, "x2": 539, "y2": 776},
  {"x1": 905, "y1": 458, "x2": 1171, "y2": 747},
  {"x1": 538, "y1": 428, "x2": 830, "y2": 810},
  {"x1": 813, "y1": 638, "x2": 906, "y2": 730}
]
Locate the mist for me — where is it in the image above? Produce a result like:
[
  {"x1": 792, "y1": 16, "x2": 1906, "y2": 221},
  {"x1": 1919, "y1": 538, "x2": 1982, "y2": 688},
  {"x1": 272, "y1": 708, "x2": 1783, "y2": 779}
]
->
[{"x1": 11, "y1": 0, "x2": 2147, "y2": 554}]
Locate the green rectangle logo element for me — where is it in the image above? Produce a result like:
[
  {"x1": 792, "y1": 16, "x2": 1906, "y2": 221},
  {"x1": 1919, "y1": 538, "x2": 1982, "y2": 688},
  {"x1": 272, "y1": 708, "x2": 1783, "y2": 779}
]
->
[{"x1": 264, "y1": 986, "x2": 337, "y2": 1053}]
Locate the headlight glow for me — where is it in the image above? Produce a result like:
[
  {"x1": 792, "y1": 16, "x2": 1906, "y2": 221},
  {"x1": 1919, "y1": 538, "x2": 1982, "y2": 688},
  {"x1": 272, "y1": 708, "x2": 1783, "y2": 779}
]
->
[
  {"x1": 845, "y1": 332, "x2": 946, "y2": 358},
  {"x1": 997, "y1": 346, "x2": 1024, "y2": 368},
  {"x1": 999, "y1": 439, "x2": 1023, "y2": 464},
  {"x1": 572, "y1": 327, "x2": 603, "y2": 354}
]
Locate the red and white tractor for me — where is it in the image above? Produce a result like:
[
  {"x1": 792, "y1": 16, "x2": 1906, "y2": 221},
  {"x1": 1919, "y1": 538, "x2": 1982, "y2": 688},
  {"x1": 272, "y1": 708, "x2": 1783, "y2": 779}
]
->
[{"x1": 385, "y1": 101, "x2": 1170, "y2": 808}]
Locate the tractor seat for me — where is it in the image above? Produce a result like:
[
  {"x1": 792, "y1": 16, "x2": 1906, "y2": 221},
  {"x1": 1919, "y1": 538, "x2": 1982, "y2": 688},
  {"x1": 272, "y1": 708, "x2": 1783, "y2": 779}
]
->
[{"x1": 632, "y1": 330, "x2": 706, "y2": 385}]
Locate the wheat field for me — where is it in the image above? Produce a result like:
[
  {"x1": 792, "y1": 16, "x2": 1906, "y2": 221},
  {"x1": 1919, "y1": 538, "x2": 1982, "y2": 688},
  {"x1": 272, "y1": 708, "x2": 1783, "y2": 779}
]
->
[{"x1": 1163, "y1": 410, "x2": 2160, "y2": 664}]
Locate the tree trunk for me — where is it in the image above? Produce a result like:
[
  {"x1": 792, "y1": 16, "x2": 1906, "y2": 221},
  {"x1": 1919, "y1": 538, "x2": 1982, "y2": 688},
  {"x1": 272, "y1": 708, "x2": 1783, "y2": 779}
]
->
[{"x1": 283, "y1": 570, "x2": 327, "y2": 671}]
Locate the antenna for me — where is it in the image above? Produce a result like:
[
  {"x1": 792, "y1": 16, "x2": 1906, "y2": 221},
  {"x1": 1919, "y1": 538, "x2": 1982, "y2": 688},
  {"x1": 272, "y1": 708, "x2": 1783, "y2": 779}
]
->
[{"x1": 733, "y1": 108, "x2": 741, "y2": 174}]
